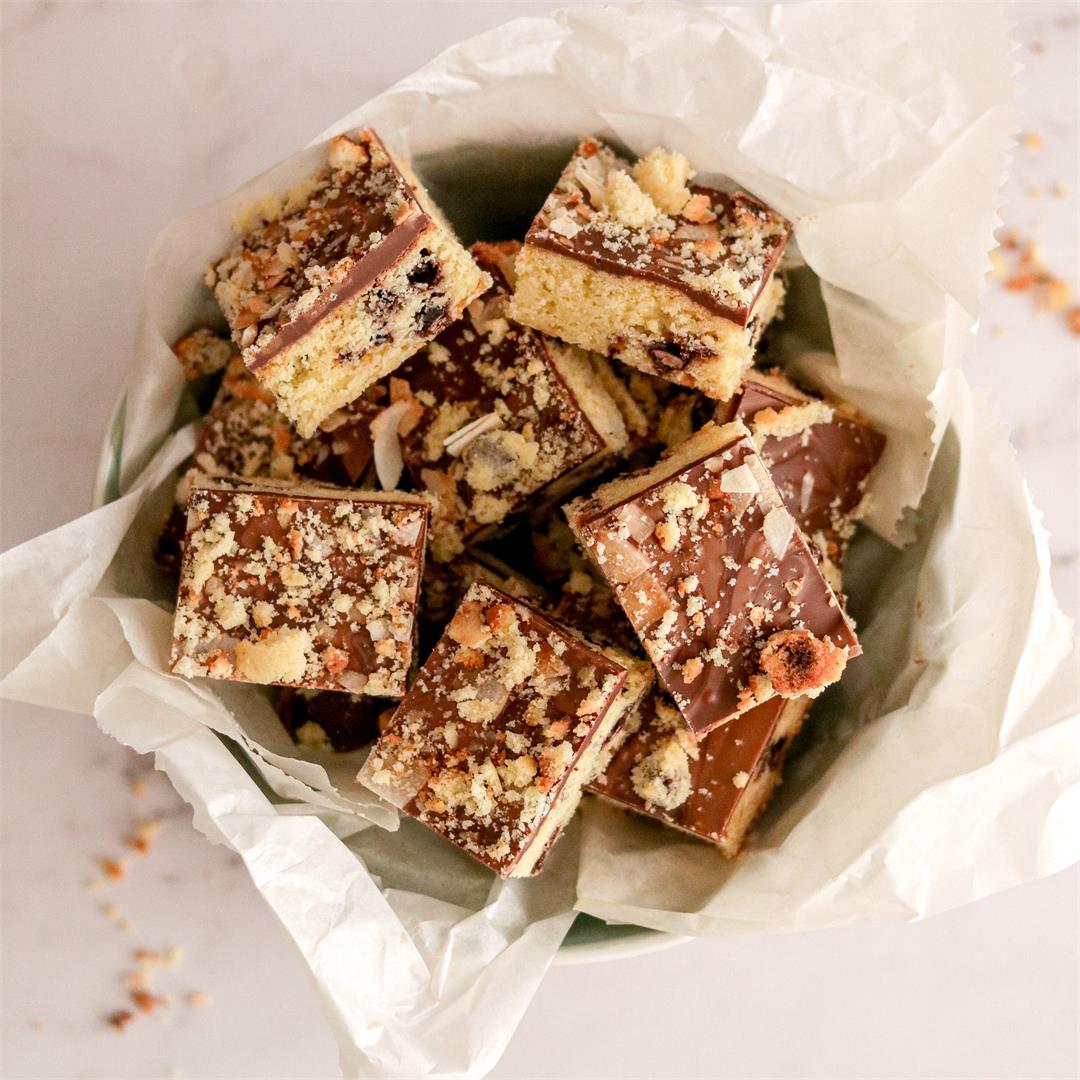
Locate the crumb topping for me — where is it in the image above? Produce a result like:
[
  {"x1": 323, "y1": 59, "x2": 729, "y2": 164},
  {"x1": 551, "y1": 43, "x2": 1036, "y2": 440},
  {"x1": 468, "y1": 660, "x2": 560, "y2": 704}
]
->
[
  {"x1": 730, "y1": 374, "x2": 885, "y2": 568},
  {"x1": 358, "y1": 582, "x2": 627, "y2": 874},
  {"x1": 590, "y1": 682, "x2": 804, "y2": 850},
  {"x1": 526, "y1": 138, "x2": 791, "y2": 323},
  {"x1": 569, "y1": 423, "x2": 858, "y2": 733},
  {"x1": 208, "y1": 131, "x2": 424, "y2": 360},
  {"x1": 170, "y1": 476, "x2": 428, "y2": 696},
  {"x1": 395, "y1": 242, "x2": 613, "y2": 560},
  {"x1": 195, "y1": 355, "x2": 379, "y2": 485},
  {"x1": 171, "y1": 326, "x2": 235, "y2": 381}
]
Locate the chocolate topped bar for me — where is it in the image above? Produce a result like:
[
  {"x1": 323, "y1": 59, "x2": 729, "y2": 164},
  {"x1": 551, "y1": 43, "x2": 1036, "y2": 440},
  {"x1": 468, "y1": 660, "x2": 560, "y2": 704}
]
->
[
  {"x1": 277, "y1": 687, "x2": 395, "y2": 753},
  {"x1": 510, "y1": 139, "x2": 791, "y2": 400},
  {"x1": 391, "y1": 241, "x2": 628, "y2": 561},
  {"x1": 196, "y1": 355, "x2": 378, "y2": 487},
  {"x1": 726, "y1": 371, "x2": 885, "y2": 580},
  {"x1": 170, "y1": 475, "x2": 428, "y2": 696},
  {"x1": 208, "y1": 130, "x2": 490, "y2": 437},
  {"x1": 589, "y1": 685, "x2": 811, "y2": 856},
  {"x1": 566, "y1": 420, "x2": 859, "y2": 735},
  {"x1": 358, "y1": 582, "x2": 649, "y2": 877}
]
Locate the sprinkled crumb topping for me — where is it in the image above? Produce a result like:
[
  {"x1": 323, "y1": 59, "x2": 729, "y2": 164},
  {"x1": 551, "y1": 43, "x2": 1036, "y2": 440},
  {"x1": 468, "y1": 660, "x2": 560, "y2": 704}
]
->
[
  {"x1": 728, "y1": 372, "x2": 885, "y2": 574},
  {"x1": 358, "y1": 581, "x2": 628, "y2": 876},
  {"x1": 208, "y1": 131, "x2": 421, "y2": 360},
  {"x1": 169, "y1": 475, "x2": 429, "y2": 696},
  {"x1": 171, "y1": 326, "x2": 236, "y2": 381},
  {"x1": 195, "y1": 355, "x2": 379, "y2": 486},
  {"x1": 566, "y1": 421, "x2": 859, "y2": 734},
  {"x1": 393, "y1": 241, "x2": 618, "y2": 560},
  {"x1": 526, "y1": 138, "x2": 791, "y2": 323}
]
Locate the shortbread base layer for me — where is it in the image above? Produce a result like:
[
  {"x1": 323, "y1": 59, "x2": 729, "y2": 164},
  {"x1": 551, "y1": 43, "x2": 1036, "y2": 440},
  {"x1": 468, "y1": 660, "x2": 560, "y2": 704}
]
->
[
  {"x1": 509, "y1": 244, "x2": 784, "y2": 401},
  {"x1": 255, "y1": 224, "x2": 489, "y2": 437},
  {"x1": 510, "y1": 649, "x2": 653, "y2": 878}
]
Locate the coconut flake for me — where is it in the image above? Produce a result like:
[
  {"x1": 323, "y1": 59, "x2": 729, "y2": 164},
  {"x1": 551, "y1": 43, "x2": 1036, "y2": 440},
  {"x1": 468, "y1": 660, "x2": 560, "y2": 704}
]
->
[
  {"x1": 614, "y1": 502, "x2": 655, "y2": 542},
  {"x1": 444, "y1": 413, "x2": 503, "y2": 458},
  {"x1": 599, "y1": 533, "x2": 651, "y2": 584},
  {"x1": 702, "y1": 453, "x2": 732, "y2": 474},
  {"x1": 370, "y1": 400, "x2": 412, "y2": 490},
  {"x1": 800, "y1": 471, "x2": 815, "y2": 514},
  {"x1": 549, "y1": 214, "x2": 582, "y2": 239},
  {"x1": 573, "y1": 160, "x2": 607, "y2": 206},
  {"x1": 673, "y1": 222, "x2": 720, "y2": 242},
  {"x1": 719, "y1": 463, "x2": 759, "y2": 494},
  {"x1": 359, "y1": 755, "x2": 429, "y2": 810},
  {"x1": 763, "y1": 506, "x2": 795, "y2": 560}
]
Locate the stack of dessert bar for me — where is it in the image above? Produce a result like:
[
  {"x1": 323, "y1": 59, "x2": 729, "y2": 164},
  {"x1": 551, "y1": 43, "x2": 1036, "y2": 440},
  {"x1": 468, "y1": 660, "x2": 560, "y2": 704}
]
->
[{"x1": 161, "y1": 130, "x2": 883, "y2": 878}]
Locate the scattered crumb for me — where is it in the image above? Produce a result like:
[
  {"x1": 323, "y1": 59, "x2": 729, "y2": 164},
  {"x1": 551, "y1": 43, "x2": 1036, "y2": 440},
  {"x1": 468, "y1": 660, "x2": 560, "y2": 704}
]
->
[
  {"x1": 1052, "y1": 181, "x2": 1068, "y2": 199},
  {"x1": 30, "y1": 1021, "x2": 43, "y2": 1033},
  {"x1": 130, "y1": 777, "x2": 148, "y2": 798},
  {"x1": 107, "y1": 1009, "x2": 134, "y2": 1032},
  {"x1": 99, "y1": 857, "x2": 125, "y2": 883},
  {"x1": 991, "y1": 324, "x2": 1007, "y2": 338},
  {"x1": 1020, "y1": 131, "x2": 1043, "y2": 151},
  {"x1": 990, "y1": 228, "x2": 1079, "y2": 336},
  {"x1": 135, "y1": 945, "x2": 184, "y2": 969},
  {"x1": 184, "y1": 991, "x2": 210, "y2": 1008},
  {"x1": 130, "y1": 988, "x2": 168, "y2": 1014},
  {"x1": 126, "y1": 818, "x2": 165, "y2": 854}
]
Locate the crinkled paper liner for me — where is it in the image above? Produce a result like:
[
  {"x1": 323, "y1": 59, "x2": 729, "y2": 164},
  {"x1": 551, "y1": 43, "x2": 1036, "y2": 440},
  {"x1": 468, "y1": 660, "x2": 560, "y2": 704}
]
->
[{"x1": 3, "y1": 4, "x2": 1078, "y2": 1077}]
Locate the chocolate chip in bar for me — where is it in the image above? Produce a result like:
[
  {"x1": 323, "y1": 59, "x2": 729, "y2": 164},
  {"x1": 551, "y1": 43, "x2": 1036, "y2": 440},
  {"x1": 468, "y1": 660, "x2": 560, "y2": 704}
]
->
[
  {"x1": 208, "y1": 130, "x2": 491, "y2": 438},
  {"x1": 565, "y1": 420, "x2": 859, "y2": 736},
  {"x1": 277, "y1": 688, "x2": 396, "y2": 753},
  {"x1": 391, "y1": 240, "x2": 629, "y2": 562},
  {"x1": 170, "y1": 474, "x2": 429, "y2": 697},
  {"x1": 357, "y1": 581, "x2": 650, "y2": 878},
  {"x1": 510, "y1": 138, "x2": 791, "y2": 401},
  {"x1": 589, "y1": 684, "x2": 812, "y2": 857},
  {"x1": 725, "y1": 370, "x2": 885, "y2": 584}
]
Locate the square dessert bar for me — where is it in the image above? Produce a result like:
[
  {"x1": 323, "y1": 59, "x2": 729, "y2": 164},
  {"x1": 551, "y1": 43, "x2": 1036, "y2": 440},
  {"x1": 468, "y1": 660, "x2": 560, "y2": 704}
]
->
[
  {"x1": 589, "y1": 685, "x2": 812, "y2": 857},
  {"x1": 196, "y1": 353, "x2": 379, "y2": 487},
  {"x1": 565, "y1": 420, "x2": 859, "y2": 736},
  {"x1": 208, "y1": 130, "x2": 490, "y2": 437},
  {"x1": 277, "y1": 688, "x2": 395, "y2": 753},
  {"x1": 725, "y1": 370, "x2": 885, "y2": 586},
  {"x1": 358, "y1": 582, "x2": 652, "y2": 878},
  {"x1": 392, "y1": 240, "x2": 629, "y2": 561},
  {"x1": 170, "y1": 475, "x2": 429, "y2": 697},
  {"x1": 510, "y1": 138, "x2": 791, "y2": 401}
]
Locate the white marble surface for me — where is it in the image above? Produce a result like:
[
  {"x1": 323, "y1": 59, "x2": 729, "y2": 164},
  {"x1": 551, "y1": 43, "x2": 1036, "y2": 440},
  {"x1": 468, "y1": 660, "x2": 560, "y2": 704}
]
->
[{"x1": 1, "y1": 2, "x2": 1077, "y2": 1078}]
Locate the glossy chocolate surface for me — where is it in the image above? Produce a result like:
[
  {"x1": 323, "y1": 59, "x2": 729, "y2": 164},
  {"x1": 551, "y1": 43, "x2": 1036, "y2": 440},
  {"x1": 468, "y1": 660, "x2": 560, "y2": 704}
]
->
[
  {"x1": 570, "y1": 426, "x2": 858, "y2": 734},
  {"x1": 360, "y1": 582, "x2": 628, "y2": 876}
]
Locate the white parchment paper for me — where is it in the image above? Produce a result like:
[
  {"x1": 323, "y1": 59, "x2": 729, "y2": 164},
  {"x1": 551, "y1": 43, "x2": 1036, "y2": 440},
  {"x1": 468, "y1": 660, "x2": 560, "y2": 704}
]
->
[{"x1": 3, "y1": 3, "x2": 1078, "y2": 1077}]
